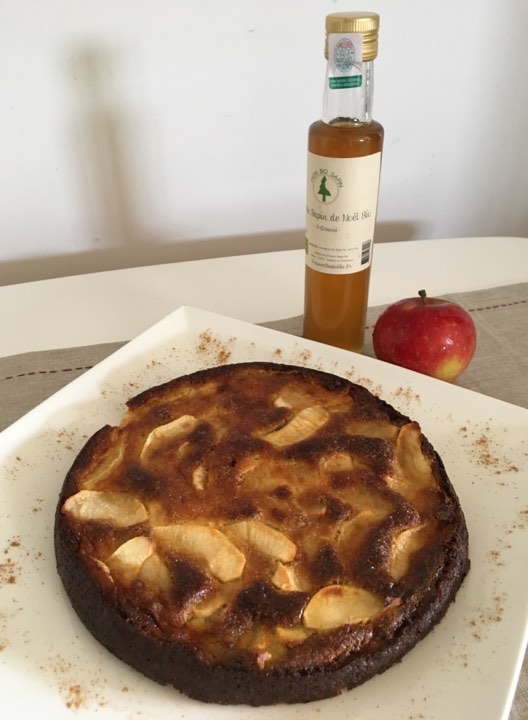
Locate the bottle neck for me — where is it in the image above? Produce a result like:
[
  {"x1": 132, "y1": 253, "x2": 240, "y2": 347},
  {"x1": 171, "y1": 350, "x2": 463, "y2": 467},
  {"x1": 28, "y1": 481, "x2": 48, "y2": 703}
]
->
[{"x1": 322, "y1": 60, "x2": 374, "y2": 125}]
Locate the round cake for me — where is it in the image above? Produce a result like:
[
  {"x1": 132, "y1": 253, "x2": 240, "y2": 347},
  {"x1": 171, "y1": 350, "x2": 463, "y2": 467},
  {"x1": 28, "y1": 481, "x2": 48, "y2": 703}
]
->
[{"x1": 54, "y1": 361, "x2": 469, "y2": 705}]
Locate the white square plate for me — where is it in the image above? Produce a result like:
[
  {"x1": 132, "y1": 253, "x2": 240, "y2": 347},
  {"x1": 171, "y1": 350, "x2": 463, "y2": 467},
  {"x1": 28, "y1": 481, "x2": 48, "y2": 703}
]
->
[{"x1": 0, "y1": 306, "x2": 526, "y2": 719}]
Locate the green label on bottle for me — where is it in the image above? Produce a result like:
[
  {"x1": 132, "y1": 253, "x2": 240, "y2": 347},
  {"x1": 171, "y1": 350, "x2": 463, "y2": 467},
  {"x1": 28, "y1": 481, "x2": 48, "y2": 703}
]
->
[{"x1": 329, "y1": 75, "x2": 362, "y2": 90}]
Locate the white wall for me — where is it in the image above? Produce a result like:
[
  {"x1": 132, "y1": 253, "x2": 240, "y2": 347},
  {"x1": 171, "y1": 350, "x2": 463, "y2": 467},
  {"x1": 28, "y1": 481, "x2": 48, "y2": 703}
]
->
[{"x1": 1, "y1": 0, "x2": 527, "y2": 285}]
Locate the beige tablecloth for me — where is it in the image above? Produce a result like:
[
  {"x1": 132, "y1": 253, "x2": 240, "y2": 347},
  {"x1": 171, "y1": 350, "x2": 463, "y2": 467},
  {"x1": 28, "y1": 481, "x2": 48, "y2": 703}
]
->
[{"x1": 1, "y1": 281, "x2": 527, "y2": 717}]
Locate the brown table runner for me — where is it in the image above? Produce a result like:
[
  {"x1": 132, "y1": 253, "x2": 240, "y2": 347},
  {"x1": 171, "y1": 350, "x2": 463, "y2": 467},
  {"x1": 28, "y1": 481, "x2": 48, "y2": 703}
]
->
[
  {"x1": 1, "y1": 282, "x2": 527, "y2": 717},
  {"x1": 2, "y1": 283, "x2": 526, "y2": 430}
]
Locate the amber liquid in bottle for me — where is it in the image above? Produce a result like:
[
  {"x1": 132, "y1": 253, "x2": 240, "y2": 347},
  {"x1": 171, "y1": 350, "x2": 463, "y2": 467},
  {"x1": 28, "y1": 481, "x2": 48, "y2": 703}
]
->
[{"x1": 303, "y1": 119, "x2": 384, "y2": 353}]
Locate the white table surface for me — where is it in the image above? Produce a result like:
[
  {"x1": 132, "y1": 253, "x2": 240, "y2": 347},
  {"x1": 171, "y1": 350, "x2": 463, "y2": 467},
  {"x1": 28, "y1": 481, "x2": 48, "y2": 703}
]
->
[
  {"x1": 0, "y1": 236, "x2": 526, "y2": 720},
  {"x1": 1, "y1": 236, "x2": 526, "y2": 358}
]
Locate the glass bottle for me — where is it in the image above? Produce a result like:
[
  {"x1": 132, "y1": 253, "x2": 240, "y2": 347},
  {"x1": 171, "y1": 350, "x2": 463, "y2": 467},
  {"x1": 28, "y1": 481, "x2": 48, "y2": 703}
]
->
[{"x1": 303, "y1": 12, "x2": 384, "y2": 353}]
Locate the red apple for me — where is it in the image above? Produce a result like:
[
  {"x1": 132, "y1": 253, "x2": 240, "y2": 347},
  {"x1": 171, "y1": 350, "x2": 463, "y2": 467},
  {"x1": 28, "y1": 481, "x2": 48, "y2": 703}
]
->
[{"x1": 372, "y1": 290, "x2": 477, "y2": 382}]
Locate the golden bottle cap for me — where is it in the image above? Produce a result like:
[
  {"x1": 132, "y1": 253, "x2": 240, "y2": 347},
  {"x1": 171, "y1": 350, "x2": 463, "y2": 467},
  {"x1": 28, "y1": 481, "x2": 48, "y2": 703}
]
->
[{"x1": 325, "y1": 12, "x2": 379, "y2": 61}]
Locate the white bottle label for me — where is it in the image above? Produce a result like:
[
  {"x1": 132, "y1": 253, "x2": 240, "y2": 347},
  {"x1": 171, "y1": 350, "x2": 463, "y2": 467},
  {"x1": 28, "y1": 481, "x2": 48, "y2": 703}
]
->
[
  {"x1": 305, "y1": 151, "x2": 381, "y2": 275},
  {"x1": 328, "y1": 33, "x2": 363, "y2": 89}
]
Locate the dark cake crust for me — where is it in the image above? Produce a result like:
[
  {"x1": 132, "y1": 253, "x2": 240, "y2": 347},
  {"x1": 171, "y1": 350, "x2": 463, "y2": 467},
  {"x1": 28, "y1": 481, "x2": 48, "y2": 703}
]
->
[{"x1": 54, "y1": 361, "x2": 470, "y2": 705}]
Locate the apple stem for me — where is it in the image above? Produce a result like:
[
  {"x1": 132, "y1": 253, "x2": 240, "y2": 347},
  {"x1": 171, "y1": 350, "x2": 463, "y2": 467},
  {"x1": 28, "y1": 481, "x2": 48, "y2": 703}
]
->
[{"x1": 418, "y1": 289, "x2": 428, "y2": 305}]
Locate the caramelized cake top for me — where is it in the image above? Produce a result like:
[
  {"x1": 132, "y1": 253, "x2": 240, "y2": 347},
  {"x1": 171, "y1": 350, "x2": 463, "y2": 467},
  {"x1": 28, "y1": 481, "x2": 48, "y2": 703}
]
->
[{"x1": 58, "y1": 362, "x2": 465, "y2": 673}]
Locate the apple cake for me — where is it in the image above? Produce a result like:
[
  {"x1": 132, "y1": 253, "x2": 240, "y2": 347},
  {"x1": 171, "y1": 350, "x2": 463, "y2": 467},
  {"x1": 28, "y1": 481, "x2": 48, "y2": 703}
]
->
[{"x1": 54, "y1": 361, "x2": 469, "y2": 705}]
